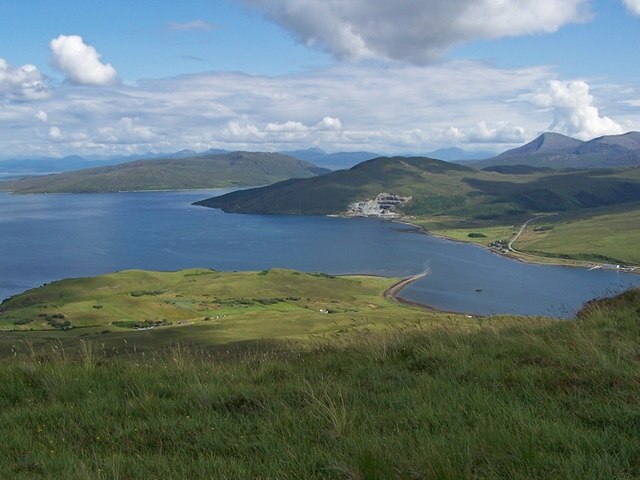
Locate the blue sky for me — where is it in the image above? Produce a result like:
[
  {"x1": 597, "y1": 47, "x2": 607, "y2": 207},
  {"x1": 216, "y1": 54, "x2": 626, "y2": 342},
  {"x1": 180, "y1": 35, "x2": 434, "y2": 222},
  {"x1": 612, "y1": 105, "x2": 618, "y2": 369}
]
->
[{"x1": 0, "y1": 0, "x2": 639, "y2": 159}]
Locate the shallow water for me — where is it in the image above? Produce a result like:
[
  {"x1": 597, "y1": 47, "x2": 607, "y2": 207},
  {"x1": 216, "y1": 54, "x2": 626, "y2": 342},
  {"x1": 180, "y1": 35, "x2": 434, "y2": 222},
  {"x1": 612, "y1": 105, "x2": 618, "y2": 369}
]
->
[{"x1": 1, "y1": 190, "x2": 638, "y2": 317}]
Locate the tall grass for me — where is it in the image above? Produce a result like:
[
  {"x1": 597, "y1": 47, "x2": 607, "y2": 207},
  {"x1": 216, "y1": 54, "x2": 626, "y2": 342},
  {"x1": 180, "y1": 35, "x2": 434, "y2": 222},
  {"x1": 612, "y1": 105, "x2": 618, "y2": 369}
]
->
[{"x1": 1, "y1": 289, "x2": 638, "y2": 479}]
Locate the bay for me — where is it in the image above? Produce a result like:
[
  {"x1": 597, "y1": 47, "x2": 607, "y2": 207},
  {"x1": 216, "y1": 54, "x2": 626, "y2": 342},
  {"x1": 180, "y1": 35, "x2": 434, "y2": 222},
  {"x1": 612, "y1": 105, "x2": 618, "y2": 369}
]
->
[{"x1": 1, "y1": 190, "x2": 638, "y2": 317}]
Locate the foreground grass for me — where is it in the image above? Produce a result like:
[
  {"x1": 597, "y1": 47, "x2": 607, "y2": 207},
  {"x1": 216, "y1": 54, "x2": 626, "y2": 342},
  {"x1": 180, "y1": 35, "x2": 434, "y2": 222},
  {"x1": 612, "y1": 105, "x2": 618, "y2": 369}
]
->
[{"x1": 1, "y1": 289, "x2": 638, "y2": 479}]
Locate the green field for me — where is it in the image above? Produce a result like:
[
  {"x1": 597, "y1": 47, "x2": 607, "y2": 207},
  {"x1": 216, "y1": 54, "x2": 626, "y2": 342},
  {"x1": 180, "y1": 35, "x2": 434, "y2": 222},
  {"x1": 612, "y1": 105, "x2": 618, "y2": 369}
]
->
[
  {"x1": 1, "y1": 284, "x2": 638, "y2": 478},
  {"x1": 0, "y1": 269, "x2": 440, "y2": 353},
  {"x1": 514, "y1": 208, "x2": 640, "y2": 265}
]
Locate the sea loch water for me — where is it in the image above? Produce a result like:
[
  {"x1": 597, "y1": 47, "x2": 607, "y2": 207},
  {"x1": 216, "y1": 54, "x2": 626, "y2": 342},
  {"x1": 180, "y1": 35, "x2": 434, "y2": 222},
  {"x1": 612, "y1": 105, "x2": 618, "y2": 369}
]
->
[{"x1": 1, "y1": 190, "x2": 638, "y2": 317}]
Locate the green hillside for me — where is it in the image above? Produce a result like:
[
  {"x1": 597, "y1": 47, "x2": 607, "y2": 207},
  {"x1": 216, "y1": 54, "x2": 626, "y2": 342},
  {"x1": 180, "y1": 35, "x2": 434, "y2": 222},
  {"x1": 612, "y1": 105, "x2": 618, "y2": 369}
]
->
[
  {"x1": 0, "y1": 270, "x2": 638, "y2": 478},
  {"x1": 0, "y1": 152, "x2": 328, "y2": 194},
  {"x1": 196, "y1": 156, "x2": 640, "y2": 221},
  {"x1": 514, "y1": 205, "x2": 640, "y2": 264}
]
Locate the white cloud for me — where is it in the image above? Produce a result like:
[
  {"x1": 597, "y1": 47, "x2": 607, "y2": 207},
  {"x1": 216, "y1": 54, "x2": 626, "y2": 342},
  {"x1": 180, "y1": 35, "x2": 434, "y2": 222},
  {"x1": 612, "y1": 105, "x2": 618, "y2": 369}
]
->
[
  {"x1": 534, "y1": 80, "x2": 624, "y2": 140},
  {"x1": 444, "y1": 121, "x2": 528, "y2": 144},
  {"x1": 247, "y1": 0, "x2": 588, "y2": 63},
  {"x1": 623, "y1": 0, "x2": 640, "y2": 15},
  {"x1": 168, "y1": 20, "x2": 216, "y2": 31},
  {"x1": 48, "y1": 126, "x2": 62, "y2": 140},
  {"x1": 265, "y1": 120, "x2": 309, "y2": 133},
  {"x1": 35, "y1": 110, "x2": 48, "y2": 122},
  {"x1": 0, "y1": 58, "x2": 47, "y2": 100},
  {"x1": 315, "y1": 117, "x2": 342, "y2": 130},
  {"x1": 438, "y1": 121, "x2": 529, "y2": 145},
  {"x1": 96, "y1": 117, "x2": 158, "y2": 144},
  {"x1": 49, "y1": 35, "x2": 118, "y2": 86}
]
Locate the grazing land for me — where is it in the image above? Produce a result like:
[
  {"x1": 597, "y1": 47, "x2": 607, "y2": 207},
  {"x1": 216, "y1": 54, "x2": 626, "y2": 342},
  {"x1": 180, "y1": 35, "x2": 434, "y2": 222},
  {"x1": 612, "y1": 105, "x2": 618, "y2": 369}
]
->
[
  {"x1": 0, "y1": 269, "x2": 432, "y2": 353},
  {"x1": 0, "y1": 152, "x2": 328, "y2": 194},
  {"x1": 514, "y1": 206, "x2": 640, "y2": 265},
  {"x1": 0, "y1": 281, "x2": 638, "y2": 478}
]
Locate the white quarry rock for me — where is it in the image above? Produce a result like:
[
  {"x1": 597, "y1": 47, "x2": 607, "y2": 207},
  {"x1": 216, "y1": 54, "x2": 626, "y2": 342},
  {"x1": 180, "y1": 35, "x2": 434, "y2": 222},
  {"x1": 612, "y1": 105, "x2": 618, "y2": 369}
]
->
[{"x1": 346, "y1": 192, "x2": 411, "y2": 218}]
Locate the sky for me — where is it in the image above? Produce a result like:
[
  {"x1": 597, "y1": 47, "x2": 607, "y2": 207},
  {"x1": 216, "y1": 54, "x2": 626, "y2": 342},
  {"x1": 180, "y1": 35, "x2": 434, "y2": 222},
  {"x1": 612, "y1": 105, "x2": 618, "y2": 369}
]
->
[{"x1": 1, "y1": 0, "x2": 639, "y2": 160}]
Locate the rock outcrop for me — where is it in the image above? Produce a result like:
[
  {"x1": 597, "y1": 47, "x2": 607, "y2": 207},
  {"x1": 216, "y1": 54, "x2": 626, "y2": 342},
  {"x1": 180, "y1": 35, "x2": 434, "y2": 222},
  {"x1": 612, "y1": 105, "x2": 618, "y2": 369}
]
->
[{"x1": 346, "y1": 193, "x2": 411, "y2": 218}]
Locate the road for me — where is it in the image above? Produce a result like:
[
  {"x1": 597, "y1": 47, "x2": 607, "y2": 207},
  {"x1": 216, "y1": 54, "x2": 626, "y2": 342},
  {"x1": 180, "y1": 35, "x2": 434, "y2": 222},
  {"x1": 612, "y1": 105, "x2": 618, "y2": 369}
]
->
[{"x1": 508, "y1": 215, "x2": 545, "y2": 252}]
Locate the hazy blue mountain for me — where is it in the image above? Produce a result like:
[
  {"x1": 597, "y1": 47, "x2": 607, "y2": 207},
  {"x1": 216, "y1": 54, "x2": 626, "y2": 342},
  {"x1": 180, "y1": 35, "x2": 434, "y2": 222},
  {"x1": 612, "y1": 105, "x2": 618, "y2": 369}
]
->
[
  {"x1": 424, "y1": 147, "x2": 492, "y2": 161},
  {"x1": 0, "y1": 148, "x2": 231, "y2": 175},
  {"x1": 281, "y1": 149, "x2": 381, "y2": 170}
]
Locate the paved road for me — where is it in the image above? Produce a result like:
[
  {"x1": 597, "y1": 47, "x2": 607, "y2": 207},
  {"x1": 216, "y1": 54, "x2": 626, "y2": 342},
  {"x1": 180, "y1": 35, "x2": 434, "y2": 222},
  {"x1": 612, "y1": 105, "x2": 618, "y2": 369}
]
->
[{"x1": 508, "y1": 215, "x2": 545, "y2": 252}]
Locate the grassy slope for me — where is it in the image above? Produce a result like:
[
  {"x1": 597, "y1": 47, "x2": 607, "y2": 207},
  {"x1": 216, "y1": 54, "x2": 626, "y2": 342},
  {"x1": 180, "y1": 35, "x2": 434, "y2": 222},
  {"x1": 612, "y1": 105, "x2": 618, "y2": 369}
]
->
[
  {"x1": 0, "y1": 152, "x2": 327, "y2": 194},
  {"x1": 514, "y1": 206, "x2": 640, "y2": 264},
  {"x1": 0, "y1": 289, "x2": 638, "y2": 478},
  {"x1": 0, "y1": 269, "x2": 434, "y2": 348}
]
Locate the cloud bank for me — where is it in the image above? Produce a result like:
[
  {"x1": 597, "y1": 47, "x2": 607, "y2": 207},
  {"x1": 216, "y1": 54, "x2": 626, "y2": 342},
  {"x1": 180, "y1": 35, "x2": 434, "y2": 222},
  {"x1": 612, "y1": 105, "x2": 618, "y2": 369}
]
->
[
  {"x1": 50, "y1": 35, "x2": 118, "y2": 86},
  {"x1": 247, "y1": 0, "x2": 589, "y2": 63}
]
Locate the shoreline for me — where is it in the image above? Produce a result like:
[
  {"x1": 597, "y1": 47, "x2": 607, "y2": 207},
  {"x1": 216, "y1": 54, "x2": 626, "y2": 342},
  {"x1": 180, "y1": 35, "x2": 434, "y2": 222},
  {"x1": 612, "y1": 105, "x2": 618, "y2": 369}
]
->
[
  {"x1": 387, "y1": 216, "x2": 640, "y2": 274},
  {"x1": 383, "y1": 271, "x2": 437, "y2": 311}
]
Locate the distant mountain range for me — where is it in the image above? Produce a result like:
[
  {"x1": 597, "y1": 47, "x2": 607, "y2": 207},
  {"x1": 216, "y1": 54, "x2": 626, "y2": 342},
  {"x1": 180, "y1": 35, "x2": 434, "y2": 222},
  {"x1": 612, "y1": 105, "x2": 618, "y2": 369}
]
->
[
  {"x1": 279, "y1": 149, "x2": 381, "y2": 170},
  {"x1": 0, "y1": 152, "x2": 328, "y2": 194},
  {"x1": 421, "y1": 147, "x2": 492, "y2": 161},
  {"x1": 0, "y1": 149, "x2": 230, "y2": 176},
  {"x1": 281, "y1": 146, "x2": 491, "y2": 168},
  {"x1": 473, "y1": 132, "x2": 640, "y2": 169},
  {"x1": 0, "y1": 146, "x2": 490, "y2": 176},
  {"x1": 3, "y1": 131, "x2": 637, "y2": 180}
]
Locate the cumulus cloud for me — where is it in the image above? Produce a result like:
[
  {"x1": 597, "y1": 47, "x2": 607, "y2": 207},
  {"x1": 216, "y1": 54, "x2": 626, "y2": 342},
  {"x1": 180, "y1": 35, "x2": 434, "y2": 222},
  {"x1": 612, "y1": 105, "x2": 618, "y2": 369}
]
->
[
  {"x1": 49, "y1": 35, "x2": 118, "y2": 86},
  {"x1": 534, "y1": 80, "x2": 624, "y2": 140},
  {"x1": 96, "y1": 117, "x2": 158, "y2": 144},
  {"x1": 247, "y1": 0, "x2": 588, "y2": 63},
  {"x1": 437, "y1": 122, "x2": 527, "y2": 144},
  {"x1": 623, "y1": 0, "x2": 640, "y2": 15},
  {"x1": 35, "y1": 110, "x2": 48, "y2": 122},
  {"x1": 48, "y1": 126, "x2": 62, "y2": 140},
  {"x1": 265, "y1": 120, "x2": 309, "y2": 133},
  {"x1": 168, "y1": 20, "x2": 216, "y2": 31},
  {"x1": 0, "y1": 58, "x2": 47, "y2": 100},
  {"x1": 316, "y1": 117, "x2": 342, "y2": 130}
]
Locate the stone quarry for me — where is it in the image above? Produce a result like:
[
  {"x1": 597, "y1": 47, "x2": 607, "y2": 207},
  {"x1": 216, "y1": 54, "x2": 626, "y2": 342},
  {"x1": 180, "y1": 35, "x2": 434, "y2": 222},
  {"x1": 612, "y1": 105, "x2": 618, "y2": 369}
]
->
[{"x1": 346, "y1": 193, "x2": 411, "y2": 218}]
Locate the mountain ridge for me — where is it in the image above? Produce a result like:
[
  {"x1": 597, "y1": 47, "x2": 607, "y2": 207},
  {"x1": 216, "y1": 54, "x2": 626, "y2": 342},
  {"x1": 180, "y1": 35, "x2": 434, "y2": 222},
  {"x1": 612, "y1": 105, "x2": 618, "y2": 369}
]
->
[{"x1": 475, "y1": 131, "x2": 640, "y2": 168}]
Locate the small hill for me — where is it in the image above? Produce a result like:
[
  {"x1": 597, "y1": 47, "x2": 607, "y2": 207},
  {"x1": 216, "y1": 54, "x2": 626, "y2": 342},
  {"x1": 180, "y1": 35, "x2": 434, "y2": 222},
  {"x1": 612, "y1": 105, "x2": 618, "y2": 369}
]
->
[
  {"x1": 0, "y1": 152, "x2": 328, "y2": 194},
  {"x1": 476, "y1": 131, "x2": 640, "y2": 169},
  {"x1": 195, "y1": 155, "x2": 640, "y2": 221}
]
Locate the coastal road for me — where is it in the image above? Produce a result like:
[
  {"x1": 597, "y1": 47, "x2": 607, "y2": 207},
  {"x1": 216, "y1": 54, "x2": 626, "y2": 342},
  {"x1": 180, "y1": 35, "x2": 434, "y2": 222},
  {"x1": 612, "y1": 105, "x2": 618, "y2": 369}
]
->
[{"x1": 508, "y1": 215, "x2": 545, "y2": 252}]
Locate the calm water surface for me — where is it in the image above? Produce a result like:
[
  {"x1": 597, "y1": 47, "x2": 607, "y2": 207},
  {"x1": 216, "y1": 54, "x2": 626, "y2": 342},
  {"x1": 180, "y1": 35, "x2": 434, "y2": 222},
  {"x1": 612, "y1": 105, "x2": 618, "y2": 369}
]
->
[{"x1": 1, "y1": 190, "x2": 638, "y2": 317}]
